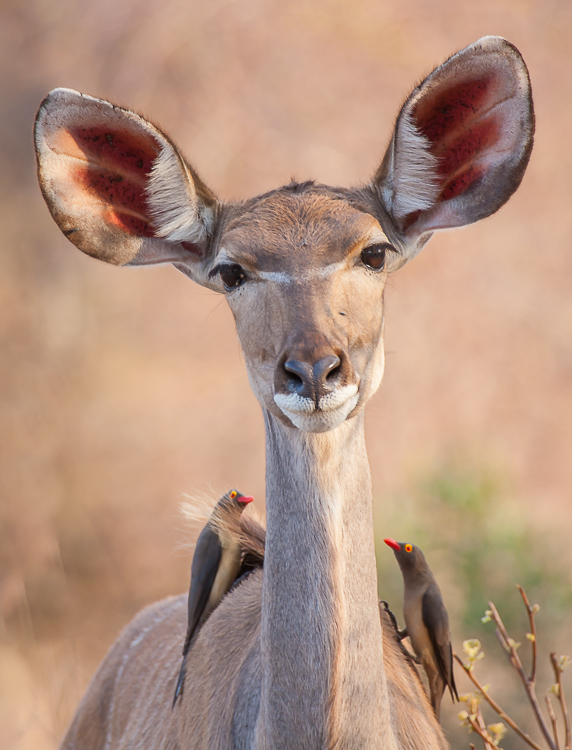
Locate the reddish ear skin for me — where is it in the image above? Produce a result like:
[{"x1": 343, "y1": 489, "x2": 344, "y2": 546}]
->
[
  {"x1": 70, "y1": 126, "x2": 158, "y2": 174},
  {"x1": 107, "y1": 211, "x2": 155, "y2": 238},
  {"x1": 413, "y1": 78, "x2": 492, "y2": 142},
  {"x1": 414, "y1": 77, "x2": 499, "y2": 203},
  {"x1": 72, "y1": 163, "x2": 155, "y2": 238},
  {"x1": 68, "y1": 125, "x2": 160, "y2": 239}
]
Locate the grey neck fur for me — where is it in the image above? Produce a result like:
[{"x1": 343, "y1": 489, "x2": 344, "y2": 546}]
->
[{"x1": 256, "y1": 411, "x2": 396, "y2": 749}]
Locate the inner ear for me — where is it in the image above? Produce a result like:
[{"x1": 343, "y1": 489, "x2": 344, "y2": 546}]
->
[
  {"x1": 52, "y1": 121, "x2": 160, "y2": 240},
  {"x1": 413, "y1": 75, "x2": 511, "y2": 206},
  {"x1": 374, "y1": 37, "x2": 534, "y2": 244},
  {"x1": 35, "y1": 88, "x2": 217, "y2": 269}
]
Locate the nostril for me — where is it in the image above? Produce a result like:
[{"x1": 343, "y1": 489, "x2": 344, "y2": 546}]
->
[
  {"x1": 325, "y1": 366, "x2": 339, "y2": 381},
  {"x1": 327, "y1": 360, "x2": 341, "y2": 381},
  {"x1": 313, "y1": 355, "x2": 341, "y2": 386},
  {"x1": 286, "y1": 372, "x2": 304, "y2": 394},
  {"x1": 284, "y1": 360, "x2": 313, "y2": 394}
]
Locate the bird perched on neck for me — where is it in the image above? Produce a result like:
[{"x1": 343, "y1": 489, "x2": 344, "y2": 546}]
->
[
  {"x1": 384, "y1": 538, "x2": 458, "y2": 722},
  {"x1": 173, "y1": 489, "x2": 256, "y2": 706}
]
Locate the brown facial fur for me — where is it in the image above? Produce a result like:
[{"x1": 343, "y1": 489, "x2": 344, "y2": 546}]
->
[{"x1": 217, "y1": 188, "x2": 389, "y2": 426}]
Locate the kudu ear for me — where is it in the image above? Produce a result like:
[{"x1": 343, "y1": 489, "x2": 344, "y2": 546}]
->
[
  {"x1": 35, "y1": 88, "x2": 218, "y2": 281},
  {"x1": 372, "y1": 36, "x2": 534, "y2": 265}
]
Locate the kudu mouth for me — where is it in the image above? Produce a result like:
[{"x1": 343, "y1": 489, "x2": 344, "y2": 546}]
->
[{"x1": 273, "y1": 336, "x2": 359, "y2": 432}]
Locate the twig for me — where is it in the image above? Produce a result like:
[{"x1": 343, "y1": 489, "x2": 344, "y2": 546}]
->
[
  {"x1": 518, "y1": 585, "x2": 538, "y2": 683},
  {"x1": 466, "y1": 712, "x2": 496, "y2": 750},
  {"x1": 550, "y1": 653, "x2": 571, "y2": 750},
  {"x1": 545, "y1": 694, "x2": 560, "y2": 750},
  {"x1": 454, "y1": 652, "x2": 545, "y2": 750},
  {"x1": 489, "y1": 601, "x2": 557, "y2": 750}
]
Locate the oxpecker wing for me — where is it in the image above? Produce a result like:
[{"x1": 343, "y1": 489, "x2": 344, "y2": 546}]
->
[
  {"x1": 422, "y1": 583, "x2": 458, "y2": 702},
  {"x1": 183, "y1": 527, "x2": 223, "y2": 651}
]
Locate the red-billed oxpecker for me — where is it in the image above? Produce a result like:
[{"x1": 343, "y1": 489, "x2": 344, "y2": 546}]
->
[
  {"x1": 384, "y1": 538, "x2": 458, "y2": 721},
  {"x1": 173, "y1": 490, "x2": 254, "y2": 705}
]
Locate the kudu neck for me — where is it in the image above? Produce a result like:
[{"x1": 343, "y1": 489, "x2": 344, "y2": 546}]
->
[{"x1": 256, "y1": 411, "x2": 394, "y2": 749}]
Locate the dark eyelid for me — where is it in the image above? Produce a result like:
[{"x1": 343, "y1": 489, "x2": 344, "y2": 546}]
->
[{"x1": 208, "y1": 261, "x2": 252, "y2": 280}]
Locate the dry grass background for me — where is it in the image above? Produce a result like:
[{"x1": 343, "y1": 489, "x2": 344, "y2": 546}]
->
[{"x1": 1, "y1": 0, "x2": 571, "y2": 748}]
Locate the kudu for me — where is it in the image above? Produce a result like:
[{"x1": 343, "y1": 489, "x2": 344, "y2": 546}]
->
[{"x1": 35, "y1": 36, "x2": 533, "y2": 749}]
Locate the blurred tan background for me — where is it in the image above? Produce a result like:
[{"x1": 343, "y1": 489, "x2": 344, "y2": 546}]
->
[{"x1": 1, "y1": 1, "x2": 571, "y2": 748}]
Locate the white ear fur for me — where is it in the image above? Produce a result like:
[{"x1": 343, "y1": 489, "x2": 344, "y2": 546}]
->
[
  {"x1": 147, "y1": 146, "x2": 214, "y2": 244},
  {"x1": 379, "y1": 112, "x2": 440, "y2": 221}
]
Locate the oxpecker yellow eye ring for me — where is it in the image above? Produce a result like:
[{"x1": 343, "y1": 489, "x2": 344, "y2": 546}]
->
[
  {"x1": 230, "y1": 490, "x2": 237, "y2": 499},
  {"x1": 405, "y1": 544, "x2": 413, "y2": 553}
]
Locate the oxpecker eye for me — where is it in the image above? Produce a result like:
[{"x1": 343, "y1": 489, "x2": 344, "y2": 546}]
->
[
  {"x1": 405, "y1": 544, "x2": 413, "y2": 553},
  {"x1": 219, "y1": 264, "x2": 246, "y2": 290},
  {"x1": 360, "y1": 243, "x2": 391, "y2": 271},
  {"x1": 229, "y1": 490, "x2": 237, "y2": 499}
]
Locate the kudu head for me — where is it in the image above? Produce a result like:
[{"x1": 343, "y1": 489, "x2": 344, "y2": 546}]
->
[{"x1": 35, "y1": 37, "x2": 533, "y2": 433}]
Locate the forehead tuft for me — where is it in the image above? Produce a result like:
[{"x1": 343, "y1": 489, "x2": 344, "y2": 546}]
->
[{"x1": 221, "y1": 185, "x2": 380, "y2": 268}]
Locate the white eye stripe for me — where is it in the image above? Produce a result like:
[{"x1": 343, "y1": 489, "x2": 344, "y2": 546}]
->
[
  {"x1": 257, "y1": 263, "x2": 346, "y2": 283},
  {"x1": 257, "y1": 271, "x2": 293, "y2": 283}
]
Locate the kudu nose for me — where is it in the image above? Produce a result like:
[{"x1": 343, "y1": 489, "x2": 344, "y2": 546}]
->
[{"x1": 280, "y1": 354, "x2": 342, "y2": 404}]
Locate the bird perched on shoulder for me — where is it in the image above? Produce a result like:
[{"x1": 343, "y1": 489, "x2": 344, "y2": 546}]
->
[
  {"x1": 173, "y1": 489, "x2": 255, "y2": 706},
  {"x1": 384, "y1": 538, "x2": 458, "y2": 722}
]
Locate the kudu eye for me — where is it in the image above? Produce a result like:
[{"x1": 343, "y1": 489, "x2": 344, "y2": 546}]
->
[
  {"x1": 360, "y1": 243, "x2": 391, "y2": 271},
  {"x1": 219, "y1": 263, "x2": 246, "y2": 290}
]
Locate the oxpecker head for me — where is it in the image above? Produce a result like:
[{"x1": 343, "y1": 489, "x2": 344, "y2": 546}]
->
[{"x1": 383, "y1": 538, "x2": 429, "y2": 576}]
